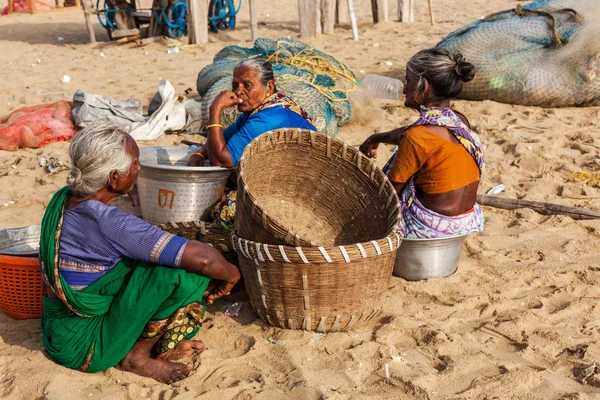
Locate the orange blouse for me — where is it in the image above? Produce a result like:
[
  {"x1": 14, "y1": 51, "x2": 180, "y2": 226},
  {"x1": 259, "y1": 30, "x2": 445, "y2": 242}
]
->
[{"x1": 387, "y1": 125, "x2": 480, "y2": 194}]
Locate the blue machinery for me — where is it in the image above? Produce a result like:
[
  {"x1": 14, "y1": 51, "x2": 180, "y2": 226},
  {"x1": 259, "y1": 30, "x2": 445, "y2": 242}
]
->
[{"x1": 96, "y1": 0, "x2": 242, "y2": 39}]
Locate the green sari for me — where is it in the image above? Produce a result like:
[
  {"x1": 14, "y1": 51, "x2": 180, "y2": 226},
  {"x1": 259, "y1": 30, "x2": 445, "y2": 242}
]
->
[{"x1": 40, "y1": 186, "x2": 210, "y2": 372}]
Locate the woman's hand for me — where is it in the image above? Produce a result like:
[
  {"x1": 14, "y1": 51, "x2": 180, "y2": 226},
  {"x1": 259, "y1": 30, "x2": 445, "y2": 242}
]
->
[
  {"x1": 187, "y1": 154, "x2": 205, "y2": 167},
  {"x1": 211, "y1": 90, "x2": 243, "y2": 112},
  {"x1": 203, "y1": 276, "x2": 239, "y2": 305},
  {"x1": 187, "y1": 146, "x2": 208, "y2": 167},
  {"x1": 180, "y1": 241, "x2": 241, "y2": 301},
  {"x1": 359, "y1": 135, "x2": 380, "y2": 159}
]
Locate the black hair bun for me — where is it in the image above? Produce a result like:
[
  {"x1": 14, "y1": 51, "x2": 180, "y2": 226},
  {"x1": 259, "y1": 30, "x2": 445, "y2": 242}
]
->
[{"x1": 453, "y1": 52, "x2": 476, "y2": 83}]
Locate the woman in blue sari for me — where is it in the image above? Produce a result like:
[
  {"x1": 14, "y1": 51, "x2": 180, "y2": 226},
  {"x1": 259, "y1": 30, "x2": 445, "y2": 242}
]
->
[{"x1": 188, "y1": 58, "x2": 316, "y2": 167}]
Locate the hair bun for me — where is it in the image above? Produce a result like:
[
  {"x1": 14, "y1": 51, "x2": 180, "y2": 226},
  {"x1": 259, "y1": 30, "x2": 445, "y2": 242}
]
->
[
  {"x1": 67, "y1": 167, "x2": 82, "y2": 186},
  {"x1": 453, "y1": 52, "x2": 476, "y2": 83}
]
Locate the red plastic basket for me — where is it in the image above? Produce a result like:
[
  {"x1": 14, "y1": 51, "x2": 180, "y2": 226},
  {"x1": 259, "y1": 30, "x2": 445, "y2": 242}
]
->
[{"x1": 0, "y1": 254, "x2": 44, "y2": 319}]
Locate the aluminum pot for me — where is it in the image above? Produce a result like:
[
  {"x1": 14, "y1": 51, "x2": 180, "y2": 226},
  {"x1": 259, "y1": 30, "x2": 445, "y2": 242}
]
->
[
  {"x1": 393, "y1": 234, "x2": 469, "y2": 281},
  {"x1": 137, "y1": 146, "x2": 233, "y2": 224},
  {"x1": 0, "y1": 225, "x2": 41, "y2": 256}
]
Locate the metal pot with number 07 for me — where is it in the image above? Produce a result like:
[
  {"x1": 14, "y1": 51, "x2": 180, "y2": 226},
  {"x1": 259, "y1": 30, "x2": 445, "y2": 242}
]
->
[
  {"x1": 393, "y1": 234, "x2": 469, "y2": 281},
  {"x1": 137, "y1": 146, "x2": 234, "y2": 224}
]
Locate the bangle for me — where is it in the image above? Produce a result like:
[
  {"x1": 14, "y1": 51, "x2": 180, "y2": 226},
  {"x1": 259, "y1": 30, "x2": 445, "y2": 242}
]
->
[
  {"x1": 191, "y1": 151, "x2": 205, "y2": 159},
  {"x1": 206, "y1": 123, "x2": 224, "y2": 129}
]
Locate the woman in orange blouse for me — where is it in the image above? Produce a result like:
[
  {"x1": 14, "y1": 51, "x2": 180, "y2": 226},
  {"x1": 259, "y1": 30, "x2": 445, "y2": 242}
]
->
[{"x1": 360, "y1": 47, "x2": 485, "y2": 238}]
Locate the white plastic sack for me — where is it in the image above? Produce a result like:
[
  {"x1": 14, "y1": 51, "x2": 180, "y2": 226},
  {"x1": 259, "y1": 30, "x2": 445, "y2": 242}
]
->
[{"x1": 129, "y1": 80, "x2": 187, "y2": 141}]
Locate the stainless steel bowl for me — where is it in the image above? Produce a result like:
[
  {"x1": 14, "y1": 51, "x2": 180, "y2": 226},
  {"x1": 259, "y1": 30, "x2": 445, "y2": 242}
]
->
[
  {"x1": 393, "y1": 234, "x2": 468, "y2": 281},
  {"x1": 137, "y1": 146, "x2": 234, "y2": 224},
  {"x1": 0, "y1": 225, "x2": 41, "y2": 256}
]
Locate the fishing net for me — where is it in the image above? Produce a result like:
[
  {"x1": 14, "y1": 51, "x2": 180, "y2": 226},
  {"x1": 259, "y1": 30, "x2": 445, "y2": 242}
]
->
[
  {"x1": 196, "y1": 38, "x2": 358, "y2": 135},
  {"x1": 437, "y1": 0, "x2": 600, "y2": 107}
]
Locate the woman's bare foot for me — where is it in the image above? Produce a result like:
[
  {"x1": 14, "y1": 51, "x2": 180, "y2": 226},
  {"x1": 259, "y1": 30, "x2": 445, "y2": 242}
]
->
[
  {"x1": 117, "y1": 337, "x2": 192, "y2": 384},
  {"x1": 157, "y1": 340, "x2": 205, "y2": 361}
]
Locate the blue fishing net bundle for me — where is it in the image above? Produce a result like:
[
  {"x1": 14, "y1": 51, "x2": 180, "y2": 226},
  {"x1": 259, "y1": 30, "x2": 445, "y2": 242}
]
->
[{"x1": 437, "y1": 0, "x2": 600, "y2": 107}]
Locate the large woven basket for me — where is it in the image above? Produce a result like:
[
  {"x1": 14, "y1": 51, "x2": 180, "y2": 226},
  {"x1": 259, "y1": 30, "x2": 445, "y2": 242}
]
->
[
  {"x1": 232, "y1": 233, "x2": 401, "y2": 332},
  {"x1": 236, "y1": 128, "x2": 401, "y2": 247},
  {"x1": 156, "y1": 221, "x2": 236, "y2": 264}
]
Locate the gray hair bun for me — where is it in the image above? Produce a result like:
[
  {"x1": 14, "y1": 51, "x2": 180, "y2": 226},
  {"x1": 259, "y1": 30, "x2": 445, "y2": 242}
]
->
[
  {"x1": 66, "y1": 167, "x2": 83, "y2": 186},
  {"x1": 453, "y1": 53, "x2": 475, "y2": 83}
]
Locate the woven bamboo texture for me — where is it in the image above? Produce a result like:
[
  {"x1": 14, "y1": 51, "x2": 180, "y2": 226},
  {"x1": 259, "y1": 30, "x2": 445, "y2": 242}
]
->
[
  {"x1": 233, "y1": 233, "x2": 401, "y2": 332},
  {"x1": 157, "y1": 221, "x2": 237, "y2": 264},
  {"x1": 236, "y1": 128, "x2": 401, "y2": 247}
]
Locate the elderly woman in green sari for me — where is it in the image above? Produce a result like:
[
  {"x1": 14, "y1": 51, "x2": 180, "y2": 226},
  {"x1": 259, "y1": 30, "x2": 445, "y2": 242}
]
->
[{"x1": 40, "y1": 119, "x2": 240, "y2": 384}]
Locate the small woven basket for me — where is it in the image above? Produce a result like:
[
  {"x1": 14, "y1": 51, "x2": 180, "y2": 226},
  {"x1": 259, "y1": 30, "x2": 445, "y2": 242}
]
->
[
  {"x1": 232, "y1": 233, "x2": 401, "y2": 332},
  {"x1": 156, "y1": 221, "x2": 236, "y2": 264},
  {"x1": 236, "y1": 128, "x2": 401, "y2": 247},
  {"x1": 0, "y1": 254, "x2": 44, "y2": 320}
]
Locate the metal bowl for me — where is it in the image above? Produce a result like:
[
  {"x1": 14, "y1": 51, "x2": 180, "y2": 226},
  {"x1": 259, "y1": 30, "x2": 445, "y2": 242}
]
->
[
  {"x1": 137, "y1": 146, "x2": 234, "y2": 224},
  {"x1": 0, "y1": 225, "x2": 41, "y2": 256},
  {"x1": 393, "y1": 234, "x2": 468, "y2": 281}
]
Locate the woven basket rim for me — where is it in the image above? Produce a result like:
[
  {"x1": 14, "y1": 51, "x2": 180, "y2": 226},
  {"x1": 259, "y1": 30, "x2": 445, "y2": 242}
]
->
[
  {"x1": 156, "y1": 220, "x2": 232, "y2": 230},
  {"x1": 232, "y1": 232, "x2": 401, "y2": 264},
  {"x1": 237, "y1": 128, "x2": 401, "y2": 247}
]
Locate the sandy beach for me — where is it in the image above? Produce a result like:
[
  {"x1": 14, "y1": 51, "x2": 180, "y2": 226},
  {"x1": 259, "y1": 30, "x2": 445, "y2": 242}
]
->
[{"x1": 1, "y1": 0, "x2": 600, "y2": 399}]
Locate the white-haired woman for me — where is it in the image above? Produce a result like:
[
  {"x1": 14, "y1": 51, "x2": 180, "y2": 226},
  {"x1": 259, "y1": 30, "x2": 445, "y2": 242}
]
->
[
  {"x1": 39, "y1": 119, "x2": 240, "y2": 384},
  {"x1": 188, "y1": 57, "x2": 316, "y2": 168}
]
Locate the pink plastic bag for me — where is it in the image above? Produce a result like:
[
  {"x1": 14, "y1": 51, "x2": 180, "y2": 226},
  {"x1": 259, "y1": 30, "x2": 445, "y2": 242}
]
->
[
  {"x1": 1, "y1": 0, "x2": 53, "y2": 14},
  {"x1": 0, "y1": 101, "x2": 77, "y2": 151}
]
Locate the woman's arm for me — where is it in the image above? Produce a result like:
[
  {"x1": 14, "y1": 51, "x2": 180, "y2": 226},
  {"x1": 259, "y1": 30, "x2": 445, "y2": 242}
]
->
[
  {"x1": 359, "y1": 126, "x2": 408, "y2": 158},
  {"x1": 187, "y1": 146, "x2": 208, "y2": 167},
  {"x1": 179, "y1": 240, "x2": 240, "y2": 303},
  {"x1": 97, "y1": 206, "x2": 240, "y2": 303},
  {"x1": 205, "y1": 91, "x2": 241, "y2": 168}
]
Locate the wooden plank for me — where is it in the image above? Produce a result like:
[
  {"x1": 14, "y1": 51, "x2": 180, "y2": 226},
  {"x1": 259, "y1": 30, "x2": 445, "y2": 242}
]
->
[
  {"x1": 111, "y1": 27, "x2": 146, "y2": 38},
  {"x1": 335, "y1": 0, "x2": 349, "y2": 24},
  {"x1": 29, "y1": 6, "x2": 81, "y2": 12},
  {"x1": 427, "y1": 0, "x2": 434, "y2": 25},
  {"x1": 401, "y1": 0, "x2": 409, "y2": 22},
  {"x1": 378, "y1": 0, "x2": 388, "y2": 22},
  {"x1": 370, "y1": 0, "x2": 377, "y2": 23},
  {"x1": 298, "y1": 0, "x2": 318, "y2": 38},
  {"x1": 8, "y1": 0, "x2": 14, "y2": 13},
  {"x1": 399, "y1": 0, "x2": 414, "y2": 22},
  {"x1": 187, "y1": 0, "x2": 208, "y2": 44},
  {"x1": 148, "y1": 0, "x2": 162, "y2": 37},
  {"x1": 136, "y1": 35, "x2": 163, "y2": 46},
  {"x1": 28, "y1": 0, "x2": 34, "y2": 14},
  {"x1": 322, "y1": 0, "x2": 336, "y2": 34},
  {"x1": 106, "y1": 0, "x2": 135, "y2": 30},
  {"x1": 82, "y1": 0, "x2": 96, "y2": 43},
  {"x1": 115, "y1": 33, "x2": 142, "y2": 43},
  {"x1": 477, "y1": 194, "x2": 600, "y2": 220},
  {"x1": 249, "y1": 0, "x2": 258, "y2": 41},
  {"x1": 117, "y1": 2, "x2": 136, "y2": 29},
  {"x1": 371, "y1": 0, "x2": 388, "y2": 23},
  {"x1": 316, "y1": 0, "x2": 322, "y2": 34}
]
